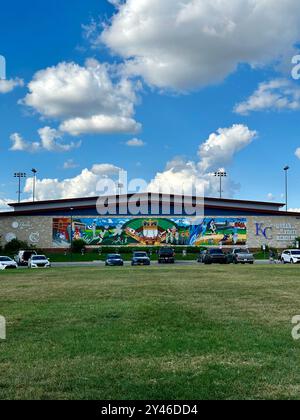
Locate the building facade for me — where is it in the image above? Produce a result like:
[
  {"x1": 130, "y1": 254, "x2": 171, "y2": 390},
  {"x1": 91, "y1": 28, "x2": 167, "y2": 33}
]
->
[{"x1": 0, "y1": 194, "x2": 299, "y2": 250}]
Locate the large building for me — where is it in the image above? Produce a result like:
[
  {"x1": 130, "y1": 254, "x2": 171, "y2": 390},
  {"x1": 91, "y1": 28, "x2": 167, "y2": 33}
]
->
[{"x1": 0, "y1": 193, "x2": 299, "y2": 250}]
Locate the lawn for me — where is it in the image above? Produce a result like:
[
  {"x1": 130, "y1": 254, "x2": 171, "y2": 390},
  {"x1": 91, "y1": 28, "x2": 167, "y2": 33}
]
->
[{"x1": 0, "y1": 265, "x2": 300, "y2": 400}]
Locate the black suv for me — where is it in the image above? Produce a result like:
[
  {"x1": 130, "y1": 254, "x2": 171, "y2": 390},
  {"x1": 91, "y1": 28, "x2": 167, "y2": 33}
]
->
[
  {"x1": 201, "y1": 249, "x2": 229, "y2": 265},
  {"x1": 158, "y1": 248, "x2": 175, "y2": 264}
]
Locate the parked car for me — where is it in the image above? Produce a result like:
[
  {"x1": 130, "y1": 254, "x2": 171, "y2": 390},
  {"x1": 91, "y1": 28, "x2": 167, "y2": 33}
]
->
[
  {"x1": 158, "y1": 248, "x2": 175, "y2": 264},
  {"x1": 131, "y1": 251, "x2": 151, "y2": 266},
  {"x1": 15, "y1": 250, "x2": 37, "y2": 266},
  {"x1": 0, "y1": 256, "x2": 18, "y2": 270},
  {"x1": 28, "y1": 255, "x2": 51, "y2": 269},
  {"x1": 228, "y1": 248, "x2": 254, "y2": 264},
  {"x1": 201, "y1": 249, "x2": 229, "y2": 265},
  {"x1": 281, "y1": 249, "x2": 300, "y2": 264},
  {"x1": 105, "y1": 254, "x2": 124, "y2": 266}
]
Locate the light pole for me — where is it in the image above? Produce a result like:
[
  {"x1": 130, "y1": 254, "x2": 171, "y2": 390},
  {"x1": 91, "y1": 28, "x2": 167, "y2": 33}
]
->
[
  {"x1": 284, "y1": 166, "x2": 290, "y2": 212},
  {"x1": 14, "y1": 172, "x2": 26, "y2": 203},
  {"x1": 70, "y1": 208, "x2": 74, "y2": 256},
  {"x1": 214, "y1": 171, "x2": 227, "y2": 199},
  {"x1": 31, "y1": 168, "x2": 37, "y2": 202}
]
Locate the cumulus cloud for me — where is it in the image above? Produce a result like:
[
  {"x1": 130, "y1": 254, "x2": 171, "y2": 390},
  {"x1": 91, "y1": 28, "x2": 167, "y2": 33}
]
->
[
  {"x1": 295, "y1": 148, "x2": 300, "y2": 160},
  {"x1": 0, "y1": 78, "x2": 24, "y2": 94},
  {"x1": 10, "y1": 127, "x2": 81, "y2": 153},
  {"x1": 235, "y1": 79, "x2": 300, "y2": 115},
  {"x1": 21, "y1": 59, "x2": 141, "y2": 135},
  {"x1": 148, "y1": 125, "x2": 256, "y2": 196},
  {"x1": 126, "y1": 138, "x2": 146, "y2": 147},
  {"x1": 24, "y1": 163, "x2": 121, "y2": 201},
  {"x1": 198, "y1": 125, "x2": 257, "y2": 172},
  {"x1": 100, "y1": 0, "x2": 300, "y2": 91}
]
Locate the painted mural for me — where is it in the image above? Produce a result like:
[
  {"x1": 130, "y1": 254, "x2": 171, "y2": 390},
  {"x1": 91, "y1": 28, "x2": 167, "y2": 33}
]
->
[{"x1": 52, "y1": 217, "x2": 247, "y2": 247}]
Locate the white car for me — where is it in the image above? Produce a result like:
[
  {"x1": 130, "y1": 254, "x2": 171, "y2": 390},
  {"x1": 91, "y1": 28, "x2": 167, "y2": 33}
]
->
[
  {"x1": 281, "y1": 250, "x2": 300, "y2": 264},
  {"x1": 28, "y1": 255, "x2": 51, "y2": 269},
  {"x1": 0, "y1": 256, "x2": 18, "y2": 270}
]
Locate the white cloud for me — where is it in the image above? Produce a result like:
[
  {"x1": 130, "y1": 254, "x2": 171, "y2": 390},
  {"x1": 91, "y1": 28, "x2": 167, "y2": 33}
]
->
[
  {"x1": 63, "y1": 159, "x2": 79, "y2": 170},
  {"x1": 126, "y1": 138, "x2": 145, "y2": 147},
  {"x1": 267, "y1": 193, "x2": 275, "y2": 202},
  {"x1": 21, "y1": 59, "x2": 141, "y2": 135},
  {"x1": 60, "y1": 115, "x2": 140, "y2": 136},
  {"x1": 10, "y1": 133, "x2": 40, "y2": 153},
  {"x1": 10, "y1": 127, "x2": 81, "y2": 153},
  {"x1": 295, "y1": 148, "x2": 300, "y2": 159},
  {"x1": 0, "y1": 198, "x2": 12, "y2": 212},
  {"x1": 235, "y1": 79, "x2": 300, "y2": 115},
  {"x1": 91, "y1": 163, "x2": 121, "y2": 176},
  {"x1": 24, "y1": 163, "x2": 121, "y2": 201},
  {"x1": 148, "y1": 124, "x2": 256, "y2": 196},
  {"x1": 198, "y1": 124, "x2": 257, "y2": 172},
  {"x1": 0, "y1": 78, "x2": 24, "y2": 94},
  {"x1": 100, "y1": 0, "x2": 300, "y2": 91}
]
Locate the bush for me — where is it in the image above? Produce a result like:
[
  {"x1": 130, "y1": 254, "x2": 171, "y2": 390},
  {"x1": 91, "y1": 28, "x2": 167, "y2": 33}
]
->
[
  {"x1": 4, "y1": 239, "x2": 33, "y2": 256},
  {"x1": 71, "y1": 239, "x2": 86, "y2": 254}
]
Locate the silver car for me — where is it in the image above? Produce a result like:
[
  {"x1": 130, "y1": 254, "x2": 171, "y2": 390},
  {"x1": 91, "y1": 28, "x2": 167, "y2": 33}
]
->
[{"x1": 230, "y1": 248, "x2": 254, "y2": 265}]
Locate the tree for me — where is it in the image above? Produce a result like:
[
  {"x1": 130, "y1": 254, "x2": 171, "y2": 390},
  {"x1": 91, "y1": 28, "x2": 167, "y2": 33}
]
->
[
  {"x1": 4, "y1": 239, "x2": 31, "y2": 255},
  {"x1": 71, "y1": 239, "x2": 86, "y2": 254}
]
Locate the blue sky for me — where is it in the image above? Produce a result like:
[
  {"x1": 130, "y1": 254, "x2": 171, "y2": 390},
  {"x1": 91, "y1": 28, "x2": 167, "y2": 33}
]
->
[{"x1": 1, "y1": 0, "x2": 300, "y2": 209}]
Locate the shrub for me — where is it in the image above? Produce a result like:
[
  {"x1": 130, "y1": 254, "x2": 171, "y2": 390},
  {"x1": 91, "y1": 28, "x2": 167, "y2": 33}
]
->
[
  {"x1": 4, "y1": 239, "x2": 32, "y2": 255},
  {"x1": 71, "y1": 239, "x2": 86, "y2": 254}
]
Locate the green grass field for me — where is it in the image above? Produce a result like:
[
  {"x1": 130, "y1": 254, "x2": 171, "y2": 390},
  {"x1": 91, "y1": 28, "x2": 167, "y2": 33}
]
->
[{"x1": 1, "y1": 265, "x2": 300, "y2": 400}]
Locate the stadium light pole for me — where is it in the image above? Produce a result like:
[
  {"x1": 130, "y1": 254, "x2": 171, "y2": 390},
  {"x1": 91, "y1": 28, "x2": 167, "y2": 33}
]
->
[
  {"x1": 14, "y1": 172, "x2": 26, "y2": 203},
  {"x1": 214, "y1": 171, "x2": 227, "y2": 199},
  {"x1": 31, "y1": 168, "x2": 37, "y2": 202},
  {"x1": 284, "y1": 166, "x2": 290, "y2": 213}
]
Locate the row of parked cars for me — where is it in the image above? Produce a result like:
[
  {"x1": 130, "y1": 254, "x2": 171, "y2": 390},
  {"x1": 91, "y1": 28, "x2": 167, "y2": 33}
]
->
[
  {"x1": 104, "y1": 248, "x2": 255, "y2": 266},
  {"x1": 1, "y1": 248, "x2": 300, "y2": 271},
  {"x1": 0, "y1": 250, "x2": 51, "y2": 270},
  {"x1": 105, "y1": 248, "x2": 300, "y2": 266}
]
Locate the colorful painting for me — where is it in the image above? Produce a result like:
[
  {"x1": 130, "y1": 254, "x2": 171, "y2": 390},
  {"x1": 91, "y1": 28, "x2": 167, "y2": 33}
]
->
[{"x1": 52, "y1": 217, "x2": 247, "y2": 247}]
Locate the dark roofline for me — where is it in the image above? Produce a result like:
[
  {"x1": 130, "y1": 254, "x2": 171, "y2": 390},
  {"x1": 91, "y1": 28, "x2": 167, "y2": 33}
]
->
[
  {"x1": 1, "y1": 204, "x2": 299, "y2": 217},
  {"x1": 9, "y1": 193, "x2": 285, "y2": 208}
]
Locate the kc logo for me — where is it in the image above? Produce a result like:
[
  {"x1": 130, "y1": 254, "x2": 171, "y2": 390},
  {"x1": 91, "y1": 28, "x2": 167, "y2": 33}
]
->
[
  {"x1": 0, "y1": 55, "x2": 6, "y2": 80},
  {"x1": 255, "y1": 223, "x2": 273, "y2": 240}
]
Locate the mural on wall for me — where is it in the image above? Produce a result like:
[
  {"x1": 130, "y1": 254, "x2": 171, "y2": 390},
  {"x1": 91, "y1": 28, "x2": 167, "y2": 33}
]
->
[{"x1": 52, "y1": 217, "x2": 247, "y2": 247}]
